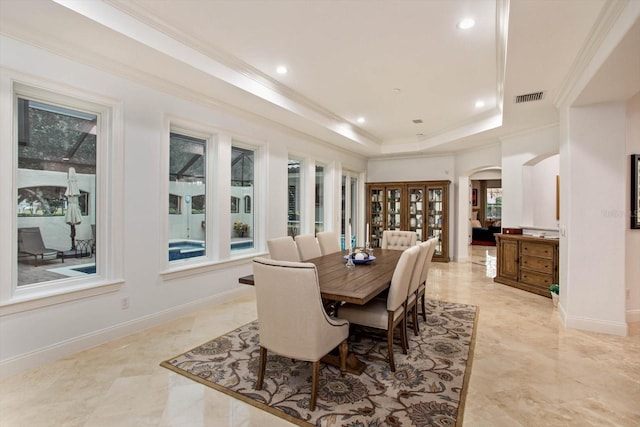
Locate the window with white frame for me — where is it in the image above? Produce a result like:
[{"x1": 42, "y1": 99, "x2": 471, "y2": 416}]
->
[
  {"x1": 231, "y1": 145, "x2": 255, "y2": 251},
  {"x1": 16, "y1": 96, "x2": 98, "y2": 286},
  {"x1": 287, "y1": 158, "x2": 302, "y2": 237},
  {"x1": 341, "y1": 171, "x2": 359, "y2": 250},
  {"x1": 486, "y1": 187, "x2": 502, "y2": 221},
  {"x1": 168, "y1": 132, "x2": 207, "y2": 263},
  {"x1": 8, "y1": 80, "x2": 123, "y2": 303},
  {"x1": 315, "y1": 164, "x2": 325, "y2": 233}
]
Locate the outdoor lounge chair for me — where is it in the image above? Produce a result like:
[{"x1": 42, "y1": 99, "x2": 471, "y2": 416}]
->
[{"x1": 18, "y1": 227, "x2": 63, "y2": 265}]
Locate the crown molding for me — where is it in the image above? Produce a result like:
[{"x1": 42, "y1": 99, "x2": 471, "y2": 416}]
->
[
  {"x1": 103, "y1": 0, "x2": 382, "y2": 146},
  {"x1": 554, "y1": 0, "x2": 638, "y2": 108}
]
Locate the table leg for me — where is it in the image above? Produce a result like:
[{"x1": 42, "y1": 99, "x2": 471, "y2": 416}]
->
[{"x1": 321, "y1": 352, "x2": 366, "y2": 375}]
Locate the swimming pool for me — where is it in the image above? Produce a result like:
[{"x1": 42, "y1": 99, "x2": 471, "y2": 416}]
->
[
  {"x1": 169, "y1": 240, "x2": 254, "y2": 260},
  {"x1": 61, "y1": 240, "x2": 254, "y2": 274},
  {"x1": 73, "y1": 265, "x2": 96, "y2": 274},
  {"x1": 169, "y1": 241, "x2": 205, "y2": 261}
]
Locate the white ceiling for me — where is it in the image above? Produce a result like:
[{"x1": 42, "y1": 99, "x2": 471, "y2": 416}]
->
[{"x1": 0, "y1": 0, "x2": 637, "y2": 157}]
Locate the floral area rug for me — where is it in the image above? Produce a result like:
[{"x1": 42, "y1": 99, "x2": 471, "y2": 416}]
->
[{"x1": 160, "y1": 299, "x2": 478, "y2": 427}]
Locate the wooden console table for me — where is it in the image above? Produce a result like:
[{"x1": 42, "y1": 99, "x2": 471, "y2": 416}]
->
[{"x1": 494, "y1": 234, "x2": 559, "y2": 297}]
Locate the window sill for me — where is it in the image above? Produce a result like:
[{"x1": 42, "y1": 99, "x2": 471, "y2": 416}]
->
[
  {"x1": 0, "y1": 279, "x2": 124, "y2": 316},
  {"x1": 160, "y1": 251, "x2": 268, "y2": 281}
]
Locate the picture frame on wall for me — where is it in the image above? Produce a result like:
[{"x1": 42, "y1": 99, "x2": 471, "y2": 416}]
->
[
  {"x1": 472, "y1": 189, "x2": 478, "y2": 207},
  {"x1": 632, "y1": 154, "x2": 639, "y2": 229}
]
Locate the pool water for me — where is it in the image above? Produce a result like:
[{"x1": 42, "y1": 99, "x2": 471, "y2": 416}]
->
[
  {"x1": 72, "y1": 265, "x2": 96, "y2": 274},
  {"x1": 69, "y1": 240, "x2": 254, "y2": 273},
  {"x1": 169, "y1": 241, "x2": 205, "y2": 261}
]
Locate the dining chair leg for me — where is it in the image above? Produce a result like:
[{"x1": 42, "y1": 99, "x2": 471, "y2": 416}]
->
[
  {"x1": 420, "y1": 292, "x2": 427, "y2": 321},
  {"x1": 338, "y1": 339, "x2": 348, "y2": 375},
  {"x1": 256, "y1": 346, "x2": 267, "y2": 389},
  {"x1": 387, "y1": 313, "x2": 396, "y2": 372},
  {"x1": 401, "y1": 316, "x2": 408, "y2": 354},
  {"x1": 310, "y1": 360, "x2": 320, "y2": 411},
  {"x1": 412, "y1": 301, "x2": 420, "y2": 335}
]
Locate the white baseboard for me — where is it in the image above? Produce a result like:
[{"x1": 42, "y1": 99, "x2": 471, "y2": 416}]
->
[
  {"x1": 627, "y1": 308, "x2": 640, "y2": 324},
  {"x1": 0, "y1": 286, "x2": 253, "y2": 380},
  {"x1": 563, "y1": 311, "x2": 628, "y2": 336}
]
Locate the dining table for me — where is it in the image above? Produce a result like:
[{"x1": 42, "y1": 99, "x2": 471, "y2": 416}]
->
[
  {"x1": 238, "y1": 248, "x2": 404, "y2": 374},
  {"x1": 238, "y1": 249, "x2": 403, "y2": 305}
]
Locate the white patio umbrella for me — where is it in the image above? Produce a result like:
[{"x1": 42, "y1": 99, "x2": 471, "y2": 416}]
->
[{"x1": 65, "y1": 167, "x2": 82, "y2": 250}]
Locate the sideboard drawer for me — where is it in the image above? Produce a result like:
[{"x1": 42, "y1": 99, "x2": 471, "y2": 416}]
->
[
  {"x1": 520, "y1": 242, "x2": 553, "y2": 259},
  {"x1": 520, "y1": 256, "x2": 554, "y2": 274},
  {"x1": 520, "y1": 270, "x2": 554, "y2": 287}
]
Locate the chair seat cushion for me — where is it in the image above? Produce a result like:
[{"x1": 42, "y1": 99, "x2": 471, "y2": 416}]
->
[{"x1": 339, "y1": 300, "x2": 402, "y2": 329}]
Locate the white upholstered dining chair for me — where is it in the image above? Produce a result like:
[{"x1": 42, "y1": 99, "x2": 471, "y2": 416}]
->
[
  {"x1": 252, "y1": 257, "x2": 349, "y2": 411},
  {"x1": 316, "y1": 231, "x2": 342, "y2": 255},
  {"x1": 381, "y1": 230, "x2": 417, "y2": 250},
  {"x1": 267, "y1": 236, "x2": 301, "y2": 262},
  {"x1": 417, "y1": 237, "x2": 438, "y2": 321},
  {"x1": 294, "y1": 234, "x2": 322, "y2": 261},
  {"x1": 337, "y1": 245, "x2": 420, "y2": 371},
  {"x1": 405, "y1": 240, "x2": 430, "y2": 336}
]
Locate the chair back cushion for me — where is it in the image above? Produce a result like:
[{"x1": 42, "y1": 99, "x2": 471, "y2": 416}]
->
[
  {"x1": 387, "y1": 245, "x2": 420, "y2": 311},
  {"x1": 316, "y1": 231, "x2": 341, "y2": 255},
  {"x1": 418, "y1": 240, "x2": 432, "y2": 284},
  {"x1": 267, "y1": 236, "x2": 301, "y2": 262},
  {"x1": 408, "y1": 241, "x2": 429, "y2": 295},
  {"x1": 252, "y1": 257, "x2": 348, "y2": 361},
  {"x1": 420, "y1": 238, "x2": 438, "y2": 284},
  {"x1": 381, "y1": 230, "x2": 417, "y2": 250},
  {"x1": 294, "y1": 234, "x2": 322, "y2": 260}
]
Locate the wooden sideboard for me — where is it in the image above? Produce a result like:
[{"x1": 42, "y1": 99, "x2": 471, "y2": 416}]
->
[{"x1": 494, "y1": 234, "x2": 559, "y2": 297}]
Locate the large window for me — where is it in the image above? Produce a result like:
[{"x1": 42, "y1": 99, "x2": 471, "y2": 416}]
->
[
  {"x1": 315, "y1": 165, "x2": 325, "y2": 233},
  {"x1": 231, "y1": 145, "x2": 255, "y2": 251},
  {"x1": 341, "y1": 172, "x2": 359, "y2": 249},
  {"x1": 16, "y1": 97, "x2": 97, "y2": 286},
  {"x1": 287, "y1": 158, "x2": 301, "y2": 237},
  {"x1": 486, "y1": 187, "x2": 502, "y2": 220},
  {"x1": 169, "y1": 132, "x2": 206, "y2": 262}
]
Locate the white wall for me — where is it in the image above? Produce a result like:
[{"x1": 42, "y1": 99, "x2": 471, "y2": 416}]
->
[
  {"x1": 626, "y1": 92, "x2": 640, "y2": 322},
  {"x1": 367, "y1": 154, "x2": 455, "y2": 183},
  {"x1": 0, "y1": 36, "x2": 365, "y2": 376},
  {"x1": 501, "y1": 126, "x2": 559, "y2": 228},
  {"x1": 522, "y1": 154, "x2": 560, "y2": 228},
  {"x1": 561, "y1": 102, "x2": 628, "y2": 335}
]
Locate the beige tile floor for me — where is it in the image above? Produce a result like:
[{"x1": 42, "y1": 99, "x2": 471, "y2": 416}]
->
[{"x1": 1, "y1": 247, "x2": 639, "y2": 426}]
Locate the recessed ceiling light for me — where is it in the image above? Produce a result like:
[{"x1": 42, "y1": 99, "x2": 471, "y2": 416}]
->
[
  {"x1": 276, "y1": 65, "x2": 288, "y2": 74},
  {"x1": 475, "y1": 100, "x2": 485, "y2": 108},
  {"x1": 458, "y1": 18, "x2": 475, "y2": 30},
  {"x1": 357, "y1": 117, "x2": 365, "y2": 124}
]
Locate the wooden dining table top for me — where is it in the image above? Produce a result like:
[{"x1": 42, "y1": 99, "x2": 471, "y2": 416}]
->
[{"x1": 238, "y1": 249, "x2": 403, "y2": 305}]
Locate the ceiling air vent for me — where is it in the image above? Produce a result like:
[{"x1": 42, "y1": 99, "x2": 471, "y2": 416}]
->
[{"x1": 514, "y1": 91, "x2": 545, "y2": 104}]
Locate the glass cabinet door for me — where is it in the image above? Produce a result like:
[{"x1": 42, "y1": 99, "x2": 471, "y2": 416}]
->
[
  {"x1": 369, "y1": 187, "x2": 384, "y2": 248},
  {"x1": 386, "y1": 187, "x2": 402, "y2": 231},
  {"x1": 428, "y1": 186, "x2": 444, "y2": 257},
  {"x1": 407, "y1": 185, "x2": 424, "y2": 242}
]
